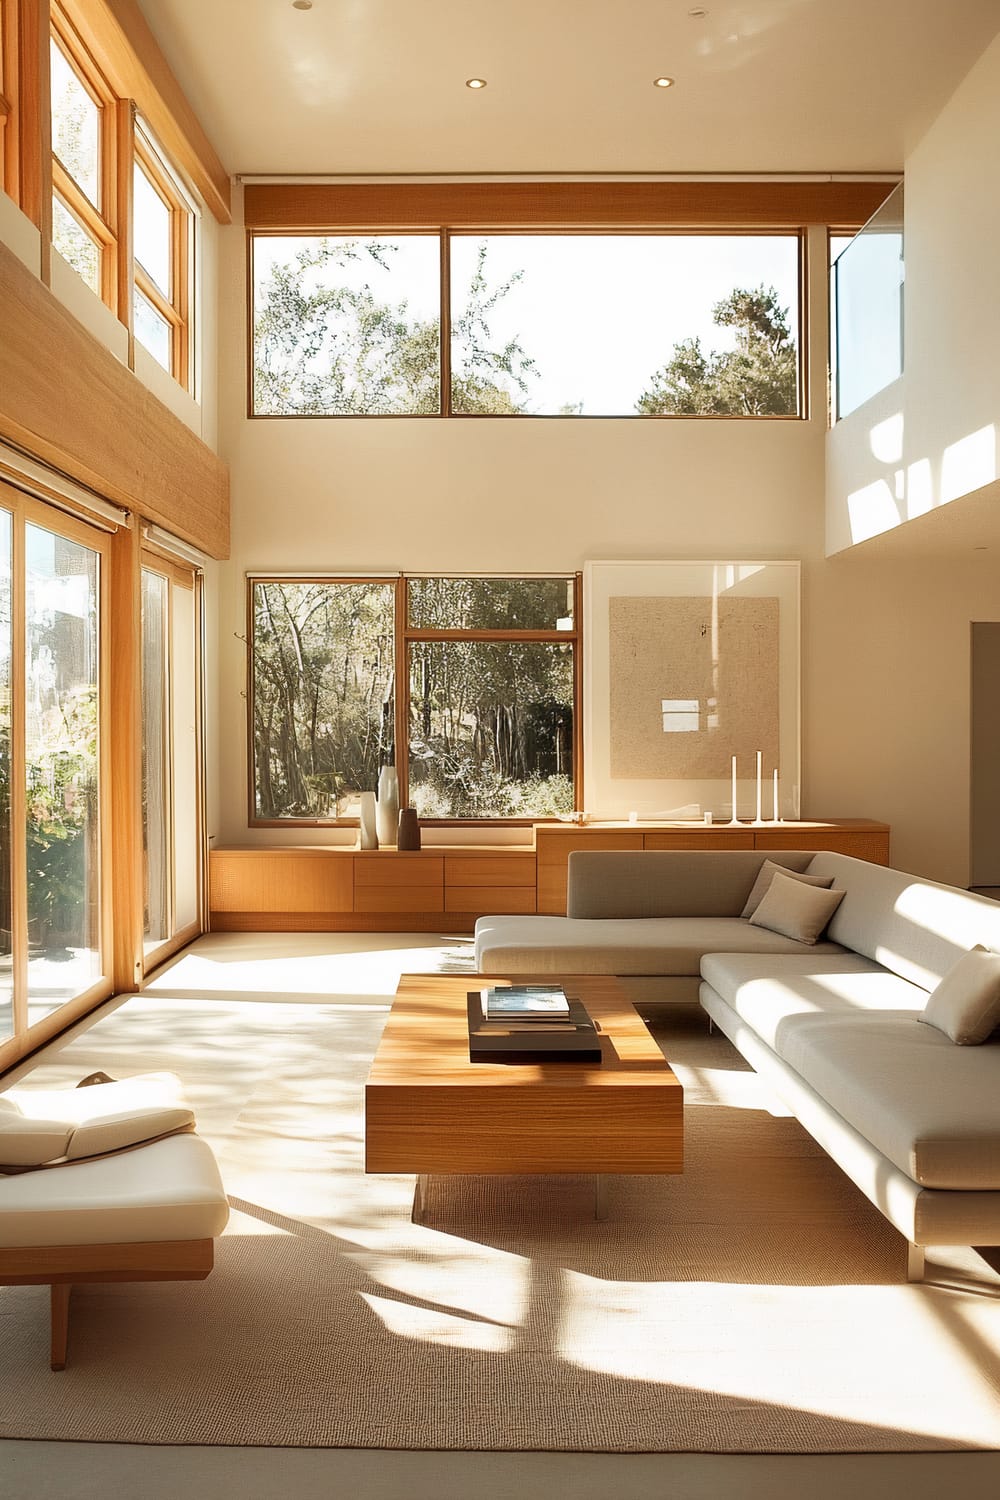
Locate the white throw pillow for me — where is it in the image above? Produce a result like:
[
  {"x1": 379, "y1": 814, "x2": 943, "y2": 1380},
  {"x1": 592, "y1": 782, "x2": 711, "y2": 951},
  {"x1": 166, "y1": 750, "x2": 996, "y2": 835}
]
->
[
  {"x1": 920, "y1": 945, "x2": 1000, "y2": 1044},
  {"x1": 741, "y1": 858, "x2": 834, "y2": 919},
  {"x1": 748, "y1": 869, "x2": 845, "y2": 945}
]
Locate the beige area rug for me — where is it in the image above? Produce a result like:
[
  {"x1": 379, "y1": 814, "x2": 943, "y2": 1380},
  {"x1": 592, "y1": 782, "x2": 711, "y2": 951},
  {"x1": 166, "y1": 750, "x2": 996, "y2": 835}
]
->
[{"x1": 2, "y1": 938, "x2": 1000, "y2": 1453}]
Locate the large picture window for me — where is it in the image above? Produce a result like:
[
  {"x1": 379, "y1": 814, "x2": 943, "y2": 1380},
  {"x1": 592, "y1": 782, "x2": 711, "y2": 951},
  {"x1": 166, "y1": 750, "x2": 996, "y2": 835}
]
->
[
  {"x1": 249, "y1": 575, "x2": 579, "y2": 823},
  {"x1": 251, "y1": 231, "x2": 802, "y2": 418}
]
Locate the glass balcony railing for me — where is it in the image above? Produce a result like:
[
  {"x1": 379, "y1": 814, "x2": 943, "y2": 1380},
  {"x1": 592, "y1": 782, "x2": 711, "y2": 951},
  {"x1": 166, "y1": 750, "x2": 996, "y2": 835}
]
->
[{"x1": 831, "y1": 183, "x2": 904, "y2": 421}]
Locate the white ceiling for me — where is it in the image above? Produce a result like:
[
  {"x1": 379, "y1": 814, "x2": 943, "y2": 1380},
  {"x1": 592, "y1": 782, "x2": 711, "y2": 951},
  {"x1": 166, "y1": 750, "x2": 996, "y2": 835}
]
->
[{"x1": 137, "y1": 0, "x2": 1000, "y2": 178}]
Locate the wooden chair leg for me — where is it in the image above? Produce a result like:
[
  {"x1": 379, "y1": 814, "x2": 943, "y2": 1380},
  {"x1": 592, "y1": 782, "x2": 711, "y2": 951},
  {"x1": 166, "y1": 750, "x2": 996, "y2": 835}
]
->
[{"x1": 50, "y1": 1283, "x2": 71, "y2": 1371}]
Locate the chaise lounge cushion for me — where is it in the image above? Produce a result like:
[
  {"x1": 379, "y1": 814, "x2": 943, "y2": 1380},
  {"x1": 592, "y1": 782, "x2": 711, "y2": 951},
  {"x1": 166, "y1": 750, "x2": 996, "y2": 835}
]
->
[
  {"x1": 476, "y1": 915, "x2": 845, "y2": 976},
  {"x1": 0, "y1": 1133, "x2": 230, "y2": 1248},
  {"x1": 0, "y1": 1073, "x2": 195, "y2": 1169}
]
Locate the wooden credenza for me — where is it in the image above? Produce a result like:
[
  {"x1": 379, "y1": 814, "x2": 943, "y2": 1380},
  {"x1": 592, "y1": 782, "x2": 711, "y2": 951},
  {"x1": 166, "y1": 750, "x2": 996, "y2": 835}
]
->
[
  {"x1": 209, "y1": 819, "x2": 889, "y2": 932},
  {"x1": 209, "y1": 845, "x2": 537, "y2": 933}
]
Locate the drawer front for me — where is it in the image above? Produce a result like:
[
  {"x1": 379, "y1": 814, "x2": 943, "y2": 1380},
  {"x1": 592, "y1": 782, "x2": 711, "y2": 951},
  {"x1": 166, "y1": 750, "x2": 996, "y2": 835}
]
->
[
  {"x1": 210, "y1": 852, "x2": 353, "y2": 913},
  {"x1": 444, "y1": 855, "x2": 537, "y2": 886},
  {"x1": 445, "y1": 885, "x2": 537, "y2": 915},
  {"x1": 354, "y1": 855, "x2": 444, "y2": 887},
  {"x1": 642, "y1": 831, "x2": 755, "y2": 850},
  {"x1": 357, "y1": 887, "x2": 444, "y2": 913},
  {"x1": 754, "y1": 830, "x2": 889, "y2": 864}
]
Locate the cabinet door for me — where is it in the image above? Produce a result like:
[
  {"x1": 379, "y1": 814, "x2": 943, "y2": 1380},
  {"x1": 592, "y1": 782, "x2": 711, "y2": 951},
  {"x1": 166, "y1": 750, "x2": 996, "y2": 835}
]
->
[{"x1": 210, "y1": 853, "x2": 354, "y2": 913}]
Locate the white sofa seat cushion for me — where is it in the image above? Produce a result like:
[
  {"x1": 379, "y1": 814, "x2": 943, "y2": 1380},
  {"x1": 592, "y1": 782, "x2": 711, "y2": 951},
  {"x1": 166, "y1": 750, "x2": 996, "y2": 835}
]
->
[
  {"x1": 0, "y1": 1134, "x2": 230, "y2": 1248},
  {"x1": 768, "y1": 1013, "x2": 1000, "y2": 1190},
  {"x1": 475, "y1": 915, "x2": 845, "y2": 976},
  {"x1": 700, "y1": 952, "x2": 926, "y2": 1050},
  {"x1": 0, "y1": 1072, "x2": 195, "y2": 1168}
]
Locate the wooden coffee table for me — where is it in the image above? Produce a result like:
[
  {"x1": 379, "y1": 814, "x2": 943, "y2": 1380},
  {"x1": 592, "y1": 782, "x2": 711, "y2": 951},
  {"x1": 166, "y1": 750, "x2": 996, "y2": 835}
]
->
[{"x1": 365, "y1": 974, "x2": 683, "y2": 1221}]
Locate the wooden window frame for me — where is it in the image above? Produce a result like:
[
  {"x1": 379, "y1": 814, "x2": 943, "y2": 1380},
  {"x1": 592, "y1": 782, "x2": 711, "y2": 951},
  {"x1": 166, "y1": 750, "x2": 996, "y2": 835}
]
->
[
  {"x1": 247, "y1": 573, "x2": 583, "y2": 828},
  {"x1": 49, "y1": 3, "x2": 119, "y2": 309},
  {"x1": 132, "y1": 125, "x2": 193, "y2": 390},
  {"x1": 0, "y1": 0, "x2": 16, "y2": 198},
  {"x1": 0, "y1": 478, "x2": 115, "y2": 1073},
  {"x1": 247, "y1": 225, "x2": 808, "y2": 422}
]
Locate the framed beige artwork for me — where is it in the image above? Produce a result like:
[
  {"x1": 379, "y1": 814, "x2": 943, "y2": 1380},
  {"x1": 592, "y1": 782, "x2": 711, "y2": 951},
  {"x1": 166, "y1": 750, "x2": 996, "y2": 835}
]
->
[{"x1": 583, "y1": 560, "x2": 800, "y2": 821}]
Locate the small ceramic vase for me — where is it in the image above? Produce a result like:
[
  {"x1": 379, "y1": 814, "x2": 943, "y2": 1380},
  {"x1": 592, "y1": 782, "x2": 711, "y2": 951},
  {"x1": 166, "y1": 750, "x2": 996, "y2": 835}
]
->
[
  {"x1": 375, "y1": 765, "x2": 399, "y2": 847},
  {"x1": 397, "y1": 806, "x2": 421, "y2": 851},
  {"x1": 359, "y1": 791, "x2": 378, "y2": 849}
]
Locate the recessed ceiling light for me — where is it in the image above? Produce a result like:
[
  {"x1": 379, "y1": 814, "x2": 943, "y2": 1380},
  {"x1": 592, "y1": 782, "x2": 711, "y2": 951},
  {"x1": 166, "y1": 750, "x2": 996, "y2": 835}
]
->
[
  {"x1": 291, "y1": 1, "x2": 312, "y2": 9},
  {"x1": 653, "y1": 76, "x2": 675, "y2": 88},
  {"x1": 688, "y1": 6, "x2": 709, "y2": 16},
  {"x1": 466, "y1": 78, "x2": 487, "y2": 89}
]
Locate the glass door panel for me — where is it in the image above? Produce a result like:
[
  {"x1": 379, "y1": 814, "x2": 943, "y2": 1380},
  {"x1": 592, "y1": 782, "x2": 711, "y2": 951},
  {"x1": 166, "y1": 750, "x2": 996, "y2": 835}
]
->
[
  {"x1": 0, "y1": 510, "x2": 11, "y2": 1042},
  {"x1": 141, "y1": 567, "x2": 170, "y2": 950},
  {"x1": 25, "y1": 522, "x2": 101, "y2": 1019},
  {"x1": 171, "y1": 581, "x2": 198, "y2": 932}
]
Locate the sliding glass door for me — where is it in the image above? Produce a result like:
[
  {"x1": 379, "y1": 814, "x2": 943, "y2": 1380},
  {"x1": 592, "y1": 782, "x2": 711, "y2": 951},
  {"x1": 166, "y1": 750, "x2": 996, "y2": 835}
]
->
[
  {"x1": 141, "y1": 554, "x2": 202, "y2": 969},
  {"x1": 0, "y1": 482, "x2": 111, "y2": 1058}
]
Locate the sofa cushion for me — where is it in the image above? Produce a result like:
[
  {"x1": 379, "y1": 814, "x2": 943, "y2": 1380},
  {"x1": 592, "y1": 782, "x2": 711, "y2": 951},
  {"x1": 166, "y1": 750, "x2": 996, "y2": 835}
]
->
[
  {"x1": 475, "y1": 914, "x2": 844, "y2": 976},
  {"x1": 748, "y1": 872, "x2": 845, "y2": 945},
  {"x1": 740, "y1": 859, "x2": 834, "y2": 919},
  {"x1": 919, "y1": 945, "x2": 1000, "y2": 1044},
  {"x1": 0, "y1": 1133, "x2": 230, "y2": 1248},
  {"x1": 769, "y1": 1013, "x2": 1000, "y2": 1190},
  {"x1": 566, "y1": 849, "x2": 816, "y2": 919},
  {"x1": 700, "y1": 952, "x2": 925, "y2": 1050}
]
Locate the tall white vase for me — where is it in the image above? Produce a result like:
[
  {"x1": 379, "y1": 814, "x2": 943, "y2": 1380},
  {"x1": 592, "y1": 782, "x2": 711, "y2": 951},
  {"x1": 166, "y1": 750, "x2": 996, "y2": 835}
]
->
[
  {"x1": 359, "y1": 790, "x2": 378, "y2": 849},
  {"x1": 375, "y1": 766, "x2": 399, "y2": 847}
]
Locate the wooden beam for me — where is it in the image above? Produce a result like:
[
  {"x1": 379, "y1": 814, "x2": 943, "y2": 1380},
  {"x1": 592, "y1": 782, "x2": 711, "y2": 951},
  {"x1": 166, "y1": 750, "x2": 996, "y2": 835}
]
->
[
  {"x1": 244, "y1": 179, "x2": 897, "y2": 232},
  {"x1": 0, "y1": 236, "x2": 230, "y2": 557},
  {"x1": 61, "y1": 0, "x2": 231, "y2": 223}
]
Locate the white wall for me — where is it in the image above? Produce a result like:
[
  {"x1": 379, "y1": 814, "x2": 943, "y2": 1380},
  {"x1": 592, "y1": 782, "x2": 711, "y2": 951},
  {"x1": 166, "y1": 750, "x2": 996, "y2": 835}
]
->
[
  {"x1": 827, "y1": 31, "x2": 1000, "y2": 554},
  {"x1": 215, "y1": 214, "x2": 834, "y2": 847}
]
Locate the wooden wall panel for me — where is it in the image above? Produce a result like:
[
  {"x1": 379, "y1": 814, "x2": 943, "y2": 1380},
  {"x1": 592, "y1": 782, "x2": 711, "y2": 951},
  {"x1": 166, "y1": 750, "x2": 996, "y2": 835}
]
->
[
  {"x1": 0, "y1": 238, "x2": 230, "y2": 557},
  {"x1": 245, "y1": 180, "x2": 896, "y2": 233}
]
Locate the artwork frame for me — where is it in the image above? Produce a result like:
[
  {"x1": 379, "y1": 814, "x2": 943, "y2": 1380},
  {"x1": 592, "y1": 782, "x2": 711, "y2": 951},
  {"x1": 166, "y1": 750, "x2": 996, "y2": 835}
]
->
[{"x1": 583, "y1": 560, "x2": 800, "y2": 821}]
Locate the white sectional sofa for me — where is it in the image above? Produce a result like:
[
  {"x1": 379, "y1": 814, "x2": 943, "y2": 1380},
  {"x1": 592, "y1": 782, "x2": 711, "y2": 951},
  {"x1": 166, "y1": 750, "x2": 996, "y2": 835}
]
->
[{"x1": 474, "y1": 848, "x2": 1000, "y2": 1272}]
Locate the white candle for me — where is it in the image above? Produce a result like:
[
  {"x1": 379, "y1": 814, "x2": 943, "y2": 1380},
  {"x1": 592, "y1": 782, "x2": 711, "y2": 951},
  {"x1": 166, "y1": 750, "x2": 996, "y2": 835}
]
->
[
  {"x1": 755, "y1": 750, "x2": 763, "y2": 823},
  {"x1": 730, "y1": 755, "x2": 738, "y2": 823},
  {"x1": 773, "y1": 768, "x2": 779, "y2": 822}
]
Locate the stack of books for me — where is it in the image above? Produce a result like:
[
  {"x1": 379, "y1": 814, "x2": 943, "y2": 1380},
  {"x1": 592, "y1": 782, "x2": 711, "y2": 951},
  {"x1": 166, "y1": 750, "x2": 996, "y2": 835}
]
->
[{"x1": 467, "y1": 985, "x2": 602, "y2": 1064}]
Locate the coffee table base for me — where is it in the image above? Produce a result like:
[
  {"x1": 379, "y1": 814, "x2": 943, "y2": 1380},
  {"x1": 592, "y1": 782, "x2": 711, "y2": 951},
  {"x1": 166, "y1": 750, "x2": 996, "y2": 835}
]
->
[{"x1": 411, "y1": 1172, "x2": 611, "y2": 1225}]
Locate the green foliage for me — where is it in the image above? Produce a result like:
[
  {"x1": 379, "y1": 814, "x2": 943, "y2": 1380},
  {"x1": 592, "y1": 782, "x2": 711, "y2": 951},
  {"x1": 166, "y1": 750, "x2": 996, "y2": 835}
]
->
[
  {"x1": 252, "y1": 239, "x2": 537, "y2": 416},
  {"x1": 24, "y1": 686, "x2": 97, "y2": 943},
  {"x1": 253, "y1": 581, "x2": 395, "y2": 818},
  {"x1": 636, "y1": 285, "x2": 798, "y2": 415}
]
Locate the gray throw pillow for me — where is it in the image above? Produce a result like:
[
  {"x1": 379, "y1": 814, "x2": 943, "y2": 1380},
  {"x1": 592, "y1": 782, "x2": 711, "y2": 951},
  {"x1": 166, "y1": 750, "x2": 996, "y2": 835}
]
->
[
  {"x1": 920, "y1": 945, "x2": 1000, "y2": 1044},
  {"x1": 741, "y1": 858, "x2": 834, "y2": 919},
  {"x1": 748, "y1": 870, "x2": 845, "y2": 945}
]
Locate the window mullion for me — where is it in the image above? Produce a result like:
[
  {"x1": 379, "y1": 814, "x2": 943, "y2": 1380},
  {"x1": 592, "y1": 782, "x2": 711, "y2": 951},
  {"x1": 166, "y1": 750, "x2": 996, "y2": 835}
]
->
[
  {"x1": 9, "y1": 498, "x2": 28, "y2": 1037},
  {"x1": 395, "y1": 575, "x2": 408, "y2": 811},
  {"x1": 135, "y1": 264, "x2": 182, "y2": 329}
]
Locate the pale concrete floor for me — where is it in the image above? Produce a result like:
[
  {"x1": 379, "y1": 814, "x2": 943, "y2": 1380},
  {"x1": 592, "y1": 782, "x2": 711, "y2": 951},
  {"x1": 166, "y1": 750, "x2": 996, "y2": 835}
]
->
[{"x1": 2, "y1": 932, "x2": 999, "y2": 1500}]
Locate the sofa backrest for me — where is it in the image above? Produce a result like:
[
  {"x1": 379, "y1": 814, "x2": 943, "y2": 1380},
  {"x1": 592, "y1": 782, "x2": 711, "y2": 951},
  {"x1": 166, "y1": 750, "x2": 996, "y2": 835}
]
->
[
  {"x1": 807, "y1": 851, "x2": 1000, "y2": 991},
  {"x1": 567, "y1": 849, "x2": 816, "y2": 919}
]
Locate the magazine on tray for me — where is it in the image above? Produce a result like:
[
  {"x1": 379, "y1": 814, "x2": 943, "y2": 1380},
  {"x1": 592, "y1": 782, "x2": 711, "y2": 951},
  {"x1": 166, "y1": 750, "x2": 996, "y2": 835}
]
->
[{"x1": 481, "y1": 984, "x2": 571, "y2": 1020}]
